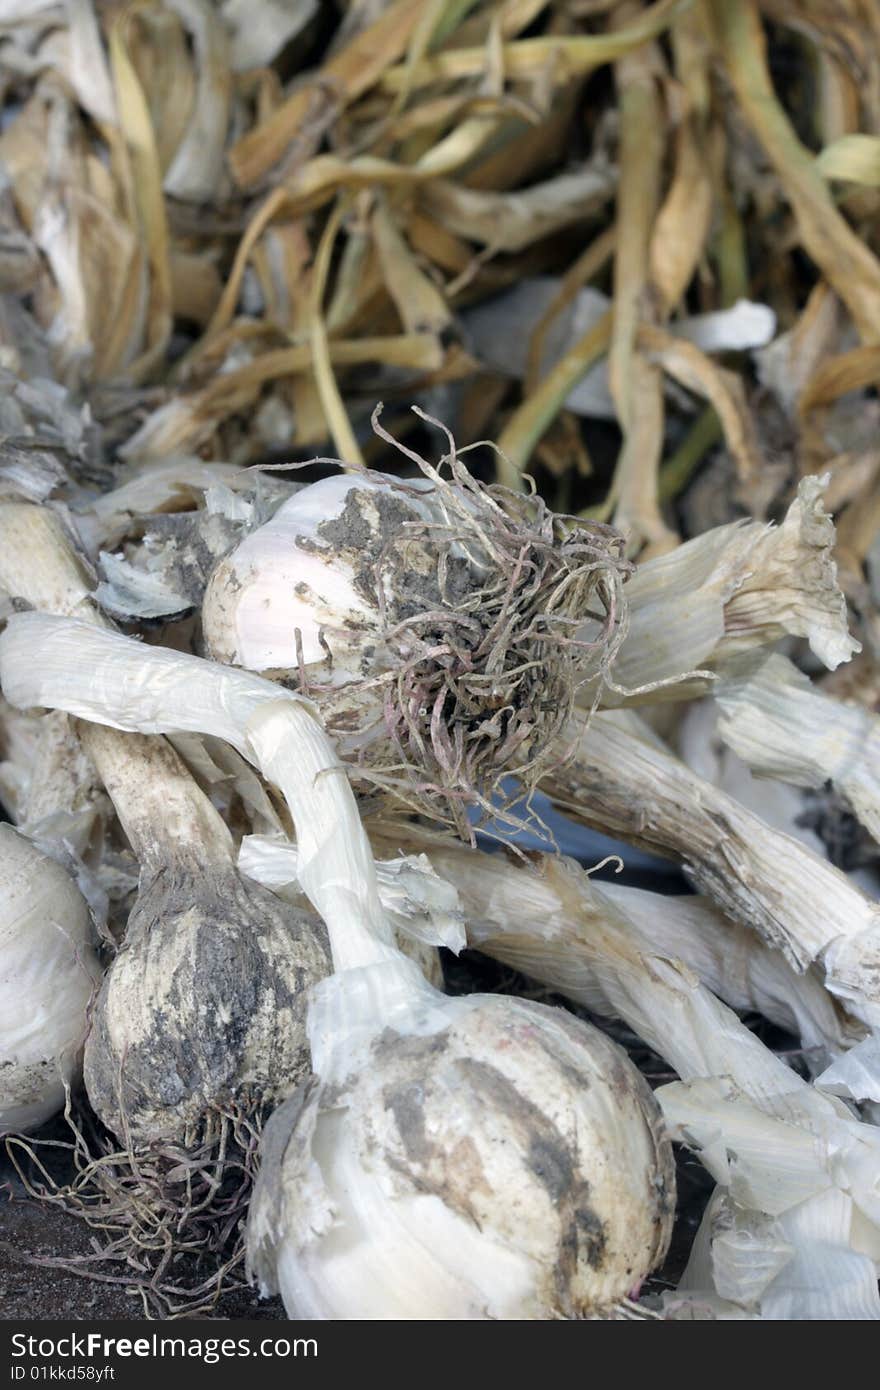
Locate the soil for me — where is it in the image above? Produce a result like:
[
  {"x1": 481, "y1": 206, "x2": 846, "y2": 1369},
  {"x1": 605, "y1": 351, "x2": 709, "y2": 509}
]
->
[{"x1": 0, "y1": 1154, "x2": 285, "y2": 1321}]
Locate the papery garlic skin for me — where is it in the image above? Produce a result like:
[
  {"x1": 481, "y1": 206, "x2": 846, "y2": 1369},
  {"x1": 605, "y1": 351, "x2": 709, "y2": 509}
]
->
[
  {"x1": 248, "y1": 961, "x2": 674, "y2": 1321},
  {"x1": 0, "y1": 824, "x2": 101, "y2": 1133},
  {"x1": 203, "y1": 474, "x2": 413, "y2": 680}
]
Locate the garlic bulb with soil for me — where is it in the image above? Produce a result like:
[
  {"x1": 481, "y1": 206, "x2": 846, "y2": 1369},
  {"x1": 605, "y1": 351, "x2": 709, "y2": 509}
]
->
[
  {"x1": 360, "y1": 836, "x2": 880, "y2": 1320},
  {"x1": 249, "y1": 977, "x2": 673, "y2": 1319},
  {"x1": 78, "y1": 722, "x2": 331, "y2": 1143},
  {"x1": 0, "y1": 612, "x2": 675, "y2": 1319},
  {"x1": 0, "y1": 823, "x2": 101, "y2": 1133},
  {"x1": 203, "y1": 410, "x2": 630, "y2": 836}
]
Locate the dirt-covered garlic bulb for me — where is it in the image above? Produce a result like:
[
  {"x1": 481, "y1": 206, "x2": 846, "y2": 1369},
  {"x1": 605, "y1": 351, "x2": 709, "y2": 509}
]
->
[
  {"x1": 248, "y1": 970, "x2": 674, "y2": 1320},
  {"x1": 203, "y1": 410, "x2": 630, "y2": 835},
  {"x1": 79, "y1": 723, "x2": 331, "y2": 1143},
  {"x1": 0, "y1": 824, "x2": 101, "y2": 1133}
]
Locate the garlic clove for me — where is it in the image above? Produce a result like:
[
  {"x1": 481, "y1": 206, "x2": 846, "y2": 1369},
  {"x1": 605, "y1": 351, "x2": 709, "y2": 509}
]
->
[{"x1": 202, "y1": 474, "x2": 395, "y2": 674}]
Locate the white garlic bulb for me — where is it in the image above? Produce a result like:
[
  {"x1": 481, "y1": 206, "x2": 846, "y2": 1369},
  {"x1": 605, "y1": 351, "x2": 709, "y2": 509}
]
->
[
  {"x1": 202, "y1": 428, "x2": 630, "y2": 834},
  {"x1": 0, "y1": 823, "x2": 102, "y2": 1133},
  {"x1": 247, "y1": 958, "x2": 675, "y2": 1320}
]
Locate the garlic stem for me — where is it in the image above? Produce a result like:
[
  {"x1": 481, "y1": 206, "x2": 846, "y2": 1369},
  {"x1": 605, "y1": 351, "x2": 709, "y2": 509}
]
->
[
  {"x1": 601, "y1": 475, "x2": 858, "y2": 703},
  {"x1": 78, "y1": 722, "x2": 234, "y2": 871},
  {"x1": 382, "y1": 838, "x2": 831, "y2": 1103},
  {"x1": 716, "y1": 652, "x2": 880, "y2": 846},
  {"x1": 0, "y1": 613, "x2": 396, "y2": 973},
  {"x1": 370, "y1": 820, "x2": 853, "y2": 1053},
  {"x1": 543, "y1": 711, "x2": 880, "y2": 1028},
  {"x1": 239, "y1": 833, "x2": 466, "y2": 954},
  {"x1": 0, "y1": 502, "x2": 101, "y2": 622}
]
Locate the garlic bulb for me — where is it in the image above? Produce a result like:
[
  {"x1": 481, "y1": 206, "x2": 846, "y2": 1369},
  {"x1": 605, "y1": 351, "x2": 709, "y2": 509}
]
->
[
  {"x1": 79, "y1": 723, "x2": 331, "y2": 1142},
  {"x1": 0, "y1": 823, "x2": 101, "y2": 1133},
  {"x1": 367, "y1": 835, "x2": 880, "y2": 1321},
  {"x1": 0, "y1": 612, "x2": 675, "y2": 1319},
  {"x1": 203, "y1": 416, "x2": 630, "y2": 835},
  {"x1": 248, "y1": 968, "x2": 673, "y2": 1320}
]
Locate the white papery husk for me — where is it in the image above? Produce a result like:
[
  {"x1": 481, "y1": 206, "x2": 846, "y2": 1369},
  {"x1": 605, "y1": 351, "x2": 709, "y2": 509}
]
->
[
  {"x1": 239, "y1": 832, "x2": 463, "y2": 988},
  {"x1": 0, "y1": 822, "x2": 101, "y2": 1133},
  {"x1": 663, "y1": 1088, "x2": 880, "y2": 1319},
  {"x1": 715, "y1": 651, "x2": 880, "y2": 847},
  {"x1": 817, "y1": 1034, "x2": 880, "y2": 1104},
  {"x1": 0, "y1": 611, "x2": 675, "y2": 1320},
  {"x1": 605, "y1": 475, "x2": 858, "y2": 702},
  {"x1": 167, "y1": 731, "x2": 286, "y2": 840},
  {"x1": 677, "y1": 696, "x2": 826, "y2": 857},
  {"x1": 0, "y1": 702, "x2": 120, "y2": 932},
  {"x1": 239, "y1": 833, "x2": 465, "y2": 955},
  {"x1": 713, "y1": 654, "x2": 880, "y2": 1051},
  {"x1": 74, "y1": 457, "x2": 259, "y2": 551},
  {"x1": 243, "y1": 828, "x2": 852, "y2": 1057}
]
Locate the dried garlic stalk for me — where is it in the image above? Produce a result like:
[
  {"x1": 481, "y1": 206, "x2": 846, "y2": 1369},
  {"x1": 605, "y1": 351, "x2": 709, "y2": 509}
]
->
[
  {"x1": 361, "y1": 822, "x2": 856, "y2": 1050},
  {"x1": 716, "y1": 652, "x2": 880, "y2": 847},
  {"x1": 545, "y1": 711, "x2": 880, "y2": 1028},
  {"x1": 605, "y1": 476, "x2": 858, "y2": 702}
]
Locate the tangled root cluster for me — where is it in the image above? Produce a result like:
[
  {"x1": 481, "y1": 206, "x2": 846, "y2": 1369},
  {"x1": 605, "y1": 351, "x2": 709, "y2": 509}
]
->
[
  {"x1": 5, "y1": 1093, "x2": 266, "y2": 1319},
  {"x1": 333, "y1": 408, "x2": 632, "y2": 842}
]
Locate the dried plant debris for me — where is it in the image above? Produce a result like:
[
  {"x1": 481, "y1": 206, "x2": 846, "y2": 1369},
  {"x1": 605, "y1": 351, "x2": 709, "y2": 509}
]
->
[{"x1": 6, "y1": 1096, "x2": 268, "y2": 1319}]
